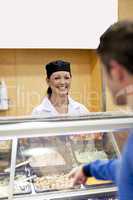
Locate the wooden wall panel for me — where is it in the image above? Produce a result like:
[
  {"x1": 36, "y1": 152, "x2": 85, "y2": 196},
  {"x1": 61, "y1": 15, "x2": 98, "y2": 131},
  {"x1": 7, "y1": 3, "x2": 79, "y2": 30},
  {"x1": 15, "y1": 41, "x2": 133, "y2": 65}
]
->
[
  {"x1": 105, "y1": 0, "x2": 133, "y2": 111},
  {"x1": 89, "y1": 56, "x2": 102, "y2": 112},
  {"x1": 118, "y1": 0, "x2": 133, "y2": 20},
  {"x1": 0, "y1": 49, "x2": 101, "y2": 116},
  {"x1": 0, "y1": 50, "x2": 17, "y2": 116}
]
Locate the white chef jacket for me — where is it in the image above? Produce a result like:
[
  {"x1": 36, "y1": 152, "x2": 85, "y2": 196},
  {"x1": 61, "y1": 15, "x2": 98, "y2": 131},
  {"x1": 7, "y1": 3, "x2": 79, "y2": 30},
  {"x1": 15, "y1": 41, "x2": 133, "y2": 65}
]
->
[{"x1": 32, "y1": 96, "x2": 89, "y2": 117}]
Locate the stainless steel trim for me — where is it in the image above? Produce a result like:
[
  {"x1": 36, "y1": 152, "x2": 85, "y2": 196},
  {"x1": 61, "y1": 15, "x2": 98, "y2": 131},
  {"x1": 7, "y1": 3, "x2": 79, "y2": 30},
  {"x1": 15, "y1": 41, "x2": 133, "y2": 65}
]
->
[
  {"x1": 11, "y1": 186, "x2": 117, "y2": 200},
  {"x1": 8, "y1": 138, "x2": 18, "y2": 200},
  {"x1": 0, "y1": 117, "x2": 133, "y2": 139}
]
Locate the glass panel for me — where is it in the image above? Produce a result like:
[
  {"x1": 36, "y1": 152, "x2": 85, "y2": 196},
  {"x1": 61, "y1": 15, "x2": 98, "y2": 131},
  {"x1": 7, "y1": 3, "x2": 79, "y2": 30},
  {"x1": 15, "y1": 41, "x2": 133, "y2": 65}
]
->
[
  {"x1": 0, "y1": 139, "x2": 12, "y2": 198},
  {"x1": 13, "y1": 138, "x2": 32, "y2": 195},
  {"x1": 14, "y1": 131, "x2": 119, "y2": 195},
  {"x1": 112, "y1": 131, "x2": 129, "y2": 152},
  {"x1": 69, "y1": 132, "x2": 117, "y2": 165}
]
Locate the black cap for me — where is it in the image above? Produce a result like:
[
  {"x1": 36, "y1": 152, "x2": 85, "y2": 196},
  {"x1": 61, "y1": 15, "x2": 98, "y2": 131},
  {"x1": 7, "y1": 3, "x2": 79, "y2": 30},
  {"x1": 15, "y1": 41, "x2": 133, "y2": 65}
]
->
[{"x1": 45, "y1": 60, "x2": 71, "y2": 78}]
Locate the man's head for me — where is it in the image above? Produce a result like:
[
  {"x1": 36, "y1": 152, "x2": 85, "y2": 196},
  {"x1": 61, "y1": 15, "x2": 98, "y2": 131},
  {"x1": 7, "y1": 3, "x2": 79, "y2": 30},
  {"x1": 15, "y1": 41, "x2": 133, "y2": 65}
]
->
[{"x1": 97, "y1": 21, "x2": 133, "y2": 105}]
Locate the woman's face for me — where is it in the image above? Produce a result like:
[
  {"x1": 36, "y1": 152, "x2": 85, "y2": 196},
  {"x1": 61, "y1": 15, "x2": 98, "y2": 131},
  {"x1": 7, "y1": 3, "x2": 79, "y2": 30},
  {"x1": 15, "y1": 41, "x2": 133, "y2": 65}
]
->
[{"x1": 47, "y1": 71, "x2": 71, "y2": 97}]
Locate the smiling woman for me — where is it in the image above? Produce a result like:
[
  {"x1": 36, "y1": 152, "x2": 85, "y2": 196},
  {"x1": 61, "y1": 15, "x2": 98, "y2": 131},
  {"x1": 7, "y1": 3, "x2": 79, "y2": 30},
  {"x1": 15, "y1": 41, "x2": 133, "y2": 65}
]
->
[{"x1": 32, "y1": 60, "x2": 89, "y2": 117}]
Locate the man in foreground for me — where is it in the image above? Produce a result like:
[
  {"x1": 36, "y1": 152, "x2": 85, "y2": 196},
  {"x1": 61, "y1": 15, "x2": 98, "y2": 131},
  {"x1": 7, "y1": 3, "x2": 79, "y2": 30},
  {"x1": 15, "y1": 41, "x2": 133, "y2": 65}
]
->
[{"x1": 69, "y1": 21, "x2": 133, "y2": 200}]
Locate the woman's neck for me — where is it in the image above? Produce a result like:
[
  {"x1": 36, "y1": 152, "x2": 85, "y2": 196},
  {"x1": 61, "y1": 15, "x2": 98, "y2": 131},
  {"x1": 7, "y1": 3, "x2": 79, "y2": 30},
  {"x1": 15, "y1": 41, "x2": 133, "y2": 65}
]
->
[{"x1": 49, "y1": 94, "x2": 69, "y2": 114}]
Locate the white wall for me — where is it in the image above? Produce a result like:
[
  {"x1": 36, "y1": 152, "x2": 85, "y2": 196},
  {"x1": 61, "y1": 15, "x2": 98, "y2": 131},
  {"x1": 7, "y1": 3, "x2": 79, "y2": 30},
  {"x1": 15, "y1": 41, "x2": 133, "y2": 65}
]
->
[{"x1": 0, "y1": 0, "x2": 118, "y2": 48}]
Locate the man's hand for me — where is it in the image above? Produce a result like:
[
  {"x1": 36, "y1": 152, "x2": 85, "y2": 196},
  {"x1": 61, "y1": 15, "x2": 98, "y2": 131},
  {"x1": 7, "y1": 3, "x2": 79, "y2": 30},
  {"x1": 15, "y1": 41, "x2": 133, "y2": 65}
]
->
[{"x1": 68, "y1": 166, "x2": 87, "y2": 186}]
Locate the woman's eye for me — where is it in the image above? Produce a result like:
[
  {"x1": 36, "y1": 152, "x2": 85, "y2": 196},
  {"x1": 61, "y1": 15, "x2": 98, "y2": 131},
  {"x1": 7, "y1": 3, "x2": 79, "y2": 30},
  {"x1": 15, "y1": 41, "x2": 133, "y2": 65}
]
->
[
  {"x1": 65, "y1": 76, "x2": 70, "y2": 79},
  {"x1": 54, "y1": 77, "x2": 60, "y2": 80}
]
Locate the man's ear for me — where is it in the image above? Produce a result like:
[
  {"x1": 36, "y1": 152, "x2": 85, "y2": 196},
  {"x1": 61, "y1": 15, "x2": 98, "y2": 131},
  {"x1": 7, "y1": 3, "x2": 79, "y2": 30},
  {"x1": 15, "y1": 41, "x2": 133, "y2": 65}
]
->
[{"x1": 109, "y1": 60, "x2": 125, "y2": 82}]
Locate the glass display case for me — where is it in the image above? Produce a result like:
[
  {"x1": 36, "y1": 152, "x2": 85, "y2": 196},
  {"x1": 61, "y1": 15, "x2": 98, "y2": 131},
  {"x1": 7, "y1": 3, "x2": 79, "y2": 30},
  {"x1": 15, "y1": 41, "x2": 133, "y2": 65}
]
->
[{"x1": 0, "y1": 112, "x2": 133, "y2": 200}]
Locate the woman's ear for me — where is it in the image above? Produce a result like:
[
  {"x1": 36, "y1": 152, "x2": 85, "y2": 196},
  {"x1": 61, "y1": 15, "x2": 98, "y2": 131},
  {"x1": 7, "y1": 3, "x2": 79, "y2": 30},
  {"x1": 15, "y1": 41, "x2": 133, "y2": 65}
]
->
[{"x1": 46, "y1": 78, "x2": 50, "y2": 86}]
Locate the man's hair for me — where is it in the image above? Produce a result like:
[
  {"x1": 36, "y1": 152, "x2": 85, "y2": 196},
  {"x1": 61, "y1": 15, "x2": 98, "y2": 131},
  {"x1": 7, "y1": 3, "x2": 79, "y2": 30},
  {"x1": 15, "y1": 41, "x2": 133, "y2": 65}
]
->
[{"x1": 97, "y1": 21, "x2": 133, "y2": 74}]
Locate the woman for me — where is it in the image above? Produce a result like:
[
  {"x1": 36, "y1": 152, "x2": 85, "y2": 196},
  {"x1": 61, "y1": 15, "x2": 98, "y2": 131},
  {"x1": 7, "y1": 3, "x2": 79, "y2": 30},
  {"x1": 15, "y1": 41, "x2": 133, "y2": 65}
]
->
[
  {"x1": 31, "y1": 60, "x2": 89, "y2": 166},
  {"x1": 32, "y1": 60, "x2": 89, "y2": 116}
]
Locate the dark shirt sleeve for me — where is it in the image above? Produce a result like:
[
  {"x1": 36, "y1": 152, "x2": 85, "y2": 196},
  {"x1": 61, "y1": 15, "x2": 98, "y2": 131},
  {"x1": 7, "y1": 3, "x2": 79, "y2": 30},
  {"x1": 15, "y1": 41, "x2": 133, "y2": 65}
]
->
[{"x1": 83, "y1": 159, "x2": 120, "y2": 183}]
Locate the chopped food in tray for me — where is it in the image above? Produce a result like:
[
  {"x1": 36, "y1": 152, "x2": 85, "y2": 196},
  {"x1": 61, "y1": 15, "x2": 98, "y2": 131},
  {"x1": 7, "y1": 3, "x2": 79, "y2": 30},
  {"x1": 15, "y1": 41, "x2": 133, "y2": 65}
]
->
[
  {"x1": 33, "y1": 173, "x2": 74, "y2": 192},
  {"x1": 0, "y1": 175, "x2": 9, "y2": 198},
  {"x1": 0, "y1": 140, "x2": 11, "y2": 150},
  {"x1": 75, "y1": 150, "x2": 108, "y2": 164},
  {"x1": 14, "y1": 173, "x2": 31, "y2": 194},
  {"x1": 0, "y1": 172, "x2": 31, "y2": 197}
]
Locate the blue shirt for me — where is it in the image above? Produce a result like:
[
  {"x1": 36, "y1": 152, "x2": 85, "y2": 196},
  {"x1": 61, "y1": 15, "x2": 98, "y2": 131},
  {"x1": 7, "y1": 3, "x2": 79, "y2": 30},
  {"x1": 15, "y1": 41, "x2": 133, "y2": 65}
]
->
[{"x1": 83, "y1": 131, "x2": 133, "y2": 200}]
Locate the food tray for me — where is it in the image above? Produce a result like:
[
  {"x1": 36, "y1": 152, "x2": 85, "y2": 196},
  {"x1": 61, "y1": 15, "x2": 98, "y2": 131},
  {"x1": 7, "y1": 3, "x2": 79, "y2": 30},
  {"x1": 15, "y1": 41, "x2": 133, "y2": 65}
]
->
[
  {"x1": 33, "y1": 173, "x2": 74, "y2": 193},
  {"x1": 0, "y1": 171, "x2": 32, "y2": 197}
]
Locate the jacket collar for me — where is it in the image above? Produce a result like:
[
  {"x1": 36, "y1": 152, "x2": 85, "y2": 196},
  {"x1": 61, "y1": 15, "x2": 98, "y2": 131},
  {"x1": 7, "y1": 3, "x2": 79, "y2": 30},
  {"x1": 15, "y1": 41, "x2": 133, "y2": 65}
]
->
[
  {"x1": 41, "y1": 96, "x2": 55, "y2": 112},
  {"x1": 68, "y1": 96, "x2": 81, "y2": 109},
  {"x1": 41, "y1": 96, "x2": 80, "y2": 112}
]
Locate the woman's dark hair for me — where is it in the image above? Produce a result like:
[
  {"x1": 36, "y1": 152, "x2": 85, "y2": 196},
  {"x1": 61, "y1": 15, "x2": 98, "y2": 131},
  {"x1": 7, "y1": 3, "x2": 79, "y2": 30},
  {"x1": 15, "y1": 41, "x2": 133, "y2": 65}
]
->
[
  {"x1": 47, "y1": 87, "x2": 52, "y2": 97},
  {"x1": 97, "y1": 21, "x2": 133, "y2": 74}
]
